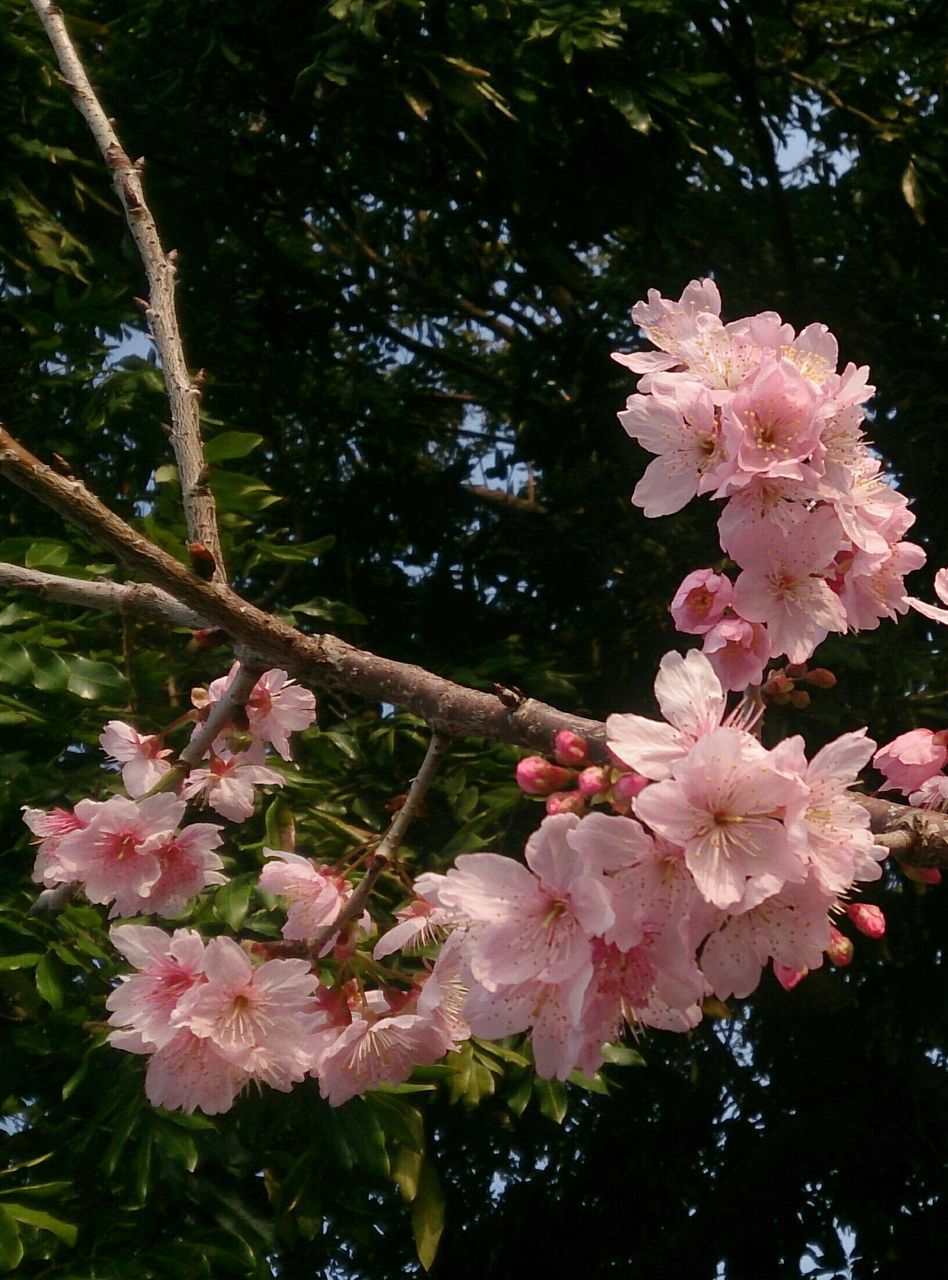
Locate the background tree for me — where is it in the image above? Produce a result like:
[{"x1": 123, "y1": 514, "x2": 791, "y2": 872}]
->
[{"x1": 1, "y1": 1, "x2": 947, "y2": 1276}]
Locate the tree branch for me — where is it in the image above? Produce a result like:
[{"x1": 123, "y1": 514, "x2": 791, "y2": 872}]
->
[{"x1": 31, "y1": 0, "x2": 226, "y2": 581}]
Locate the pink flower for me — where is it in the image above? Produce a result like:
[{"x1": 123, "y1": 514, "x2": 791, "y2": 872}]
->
[
  {"x1": 612, "y1": 278, "x2": 722, "y2": 378},
  {"x1": 619, "y1": 380, "x2": 726, "y2": 516},
  {"x1": 670, "y1": 569, "x2": 734, "y2": 635},
  {"x1": 907, "y1": 775, "x2": 948, "y2": 810},
  {"x1": 607, "y1": 649, "x2": 726, "y2": 781},
  {"x1": 201, "y1": 664, "x2": 316, "y2": 760},
  {"x1": 180, "y1": 751, "x2": 284, "y2": 822},
  {"x1": 99, "y1": 721, "x2": 173, "y2": 797},
  {"x1": 730, "y1": 507, "x2": 847, "y2": 663},
  {"x1": 436, "y1": 814, "x2": 613, "y2": 991},
  {"x1": 315, "y1": 1011, "x2": 455, "y2": 1106},
  {"x1": 172, "y1": 936, "x2": 317, "y2": 1072},
  {"x1": 718, "y1": 358, "x2": 822, "y2": 490},
  {"x1": 259, "y1": 850, "x2": 350, "y2": 944},
  {"x1": 701, "y1": 617, "x2": 771, "y2": 691},
  {"x1": 137, "y1": 1029, "x2": 250, "y2": 1115},
  {"x1": 24, "y1": 799, "x2": 101, "y2": 888},
  {"x1": 873, "y1": 729, "x2": 948, "y2": 795},
  {"x1": 906, "y1": 566, "x2": 948, "y2": 626},
  {"x1": 145, "y1": 823, "x2": 226, "y2": 917},
  {"x1": 773, "y1": 963, "x2": 808, "y2": 991},
  {"x1": 633, "y1": 727, "x2": 808, "y2": 910},
  {"x1": 54, "y1": 794, "x2": 187, "y2": 917},
  {"x1": 107, "y1": 925, "x2": 206, "y2": 1050}
]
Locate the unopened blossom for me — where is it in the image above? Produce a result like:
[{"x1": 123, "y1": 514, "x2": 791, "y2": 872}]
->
[
  {"x1": 607, "y1": 649, "x2": 726, "y2": 781},
  {"x1": 826, "y1": 925, "x2": 854, "y2": 966},
  {"x1": 259, "y1": 850, "x2": 350, "y2": 945},
  {"x1": 545, "y1": 790, "x2": 586, "y2": 816},
  {"x1": 553, "y1": 730, "x2": 589, "y2": 767},
  {"x1": 873, "y1": 728, "x2": 948, "y2": 795},
  {"x1": 180, "y1": 750, "x2": 284, "y2": 822},
  {"x1": 99, "y1": 721, "x2": 173, "y2": 797},
  {"x1": 846, "y1": 903, "x2": 886, "y2": 939},
  {"x1": 634, "y1": 727, "x2": 807, "y2": 910},
  {"x1": 515, "y1": 756, "x2": 575, "y2": 796},
  {"x1": 670, "y1": 568, "x2": 734, "y2": 635}
]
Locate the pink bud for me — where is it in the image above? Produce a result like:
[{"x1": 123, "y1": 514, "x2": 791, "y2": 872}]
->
[
  {"x1": 611, "y1": 771, "x2": 648, "y2": 802},
  {"x1": 827, "y1": 926, "x2": 854, "y2": 967},
  {"x1": 553, "y1": 730, "x2": 589, "y2": 768},
  {"x1": 804, "y1": 667, "x2": 837, "y2": 689},
  {"x1": 774, "y1": 962, "x2": 808, "y2": 991},
  {"x1": 845, "y1": 902, "x2": 886, "y2": 939},
  {"x1": 902, "y1": 864, "x2": 942, "y2": 885},
  {"x1": 515, "y1": 756, "x2": 576, "y2": 796},
  {"x1": 545, "y1": 791, "x2": 587, "y2": 817},
  {"x1": 577, "y1": 766, "x2": 609, "y2": 798}
]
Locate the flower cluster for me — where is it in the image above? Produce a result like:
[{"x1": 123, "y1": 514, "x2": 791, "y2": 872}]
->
[
  {"x1": 106, "y1": 923, "x2": 469, "y2": 1114},
  {"x1": 381, "y1": 651, "x2": 886, "y2": 1080},
  {"x1": 515, "y1": 728, "x2": 648, "y2": 818},
  {"x1": 615, "y1": 280, "x2": 925, "y2": 685},
  {"x1": 24, "y1": 666, "x2": 316, "y2": 917}
]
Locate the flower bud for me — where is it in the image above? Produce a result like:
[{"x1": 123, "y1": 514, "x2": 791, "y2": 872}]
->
[
  {"x1": 608, "y1": 770, "x2": 649, "y2": 813},
  {"x1": 553, "y1": 730, "x2": 590, "y2": 768},
  {"x1": 804, "y1": 667, "x2": 837, "y2": 689},
  {"x1": 774, "y1": 963, "x2": 808, "y2": 991},
  {"x1": 784, "y1": 663, "x2": 808, "y2": 680},
  {"x1": 577, "y1": 766, "x2": 609, "y2": 798},
  {"x1": 845, "y1": 902, "x2": 886, "y2": 939},
  {"x1": 789, "y1": 690, "x2": 811, "y2": 710},
  {"x1": 902, "y1": 864, "x2": 942, "y2": 885},
  {"x1": 545, "y1": 790, "x2": 587, "y2": 817},
  {"x1": 827, "y1": 926, "x2": 854, "y2": 966},
  {"x1": 515, "y1": 756, "x2": 575, "y2": 796}
]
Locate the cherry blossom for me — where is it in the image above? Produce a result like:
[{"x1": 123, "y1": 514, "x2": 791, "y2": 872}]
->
[
  {"x1": 873, "y1": 728, "x2": 948, "y2": 795},
  {"x1": 99, "y1": 720, "x2": 173, "y2": 797},
  {"x1": 180, "y1": 750, "x2": 284, "y2": 822},
  {"x1": 259, "y1": 850, "x2": 350, "y2": 946}
]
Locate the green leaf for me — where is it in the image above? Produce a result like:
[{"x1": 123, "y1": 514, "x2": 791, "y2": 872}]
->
[
  {"x1": 0, "y1": 953, "x2": 43, "y2": 971},
  {"x1": 24, "y1": 539, "x2": 72, "y2": 569},
  {"x1": 0, "y1": 636, "x2": 33, "y2": 684},
  {"x1": 30, "y1": 648, "x2": 71, "y2": 693},
  {"x1": 34, "y1": 954, "x2": 66, "y2": 1010},
  {"x1": 66, "y1": 656, "x2": 128, "y2": 700},
  {"x1": 534, "y1": 1077, "x2": 568, "y2": 1124},
  {"x1": 212, "y1": 874, "x2": 256, "y2": 931},
  {"x1": 209, "y1": 470, "x2": 281, "y2": 514},
  {"x1": 601, "y1": 1043, "x2": 646, "y2": 1067},
  {"x1": 0, "y1": 1207, "x2": 22, "y2": 1272},
  {"x1": 411, "y1": 1158, "x2": 444, "y2": 1271},
  {"x1": 391, "y1": 1145, "x2": 423, "y2": 1202},
  {"x1": 289, "y1": 596, "x2": 366, "y2": 626},
  {"x1": 255, "y1": 534, "x2": 335, "y2": 564},
  {"x1": 2, "y1": 1203, "x2": 77, "y2": 1246},
  {"x1": 203, "y1": 431, "x2": 265, "y2": 462}
]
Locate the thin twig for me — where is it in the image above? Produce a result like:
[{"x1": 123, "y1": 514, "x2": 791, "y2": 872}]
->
[
  {"x1": 0, "y1": 563, "x2": 202, "y2": 629},
  {"x1": 30, "y1": 0, "x2": 226, "y2": 581},
  {"x1": 308, "y1": 732, "x2": 450, "y2": 954},
  {"x1": 179, "y1": 664, "x2": 261, "y2": 770}
]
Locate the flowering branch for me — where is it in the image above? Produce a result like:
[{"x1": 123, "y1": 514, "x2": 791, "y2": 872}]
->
[{"x1": 30, "y1": 0, "x2": 226, "y2": 581}]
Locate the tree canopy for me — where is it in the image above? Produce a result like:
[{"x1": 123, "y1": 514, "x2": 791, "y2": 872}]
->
[{"x1": 1, "y1": 1, "x2": 948, "y2": 1276}]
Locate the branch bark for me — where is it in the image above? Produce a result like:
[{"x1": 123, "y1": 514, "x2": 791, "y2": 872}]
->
[{"x1": 31, "y1": 0, "x2": 226, "y2": 581}]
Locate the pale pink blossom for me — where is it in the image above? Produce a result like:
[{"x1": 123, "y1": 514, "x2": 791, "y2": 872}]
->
[
  {"x1": 462, "y1": 969, "x2": 589, "y2": 1081},
  {"x1": 730, "y1": 507, "x2": 847, "y2": 663},
  {"x1": 906, "y1": 566, "x2": 948, "y2": 626},
  {"x1": 619, "y1": 379, "x2": 728, "y2": 515},
  {"x1": 907, "y1": 775, "x2": 948, "y2": 810},
  {"x1": 107, "y1": 925, "x2": 206, "y2": 1049},
  {"x1": 833, "y1": 541, "x2": 926, "y2": 631},
  {"x1": 611, "y1": 278, "x2": 722, "y2": 378},
  {"x1": 54, "y1": 794, "x2": 187, "y2": 917},
  {"x1": 136, "y1": 1028, "x2": 250, "y2": 1115},
  {"x1": 201, "y1": 664, "x2": 316, "y2": 760},
  {"x1": 701, "y1": 617, "x2": 771, "y2": 691},
  {"x1": 717, "y1": 358, "x2": 822, "y2": 490},
  {"x1": 145, "y1": 823, "x2": 226, "y2": 917},
  {"x1": 99, "y1": 721, "x2": 173, "y2": 797},
  {"x1": 670, "y1": 569, "x2": 734, "y2": 635},
  {"x1": 435, "y1": 814, "x2": 613, "y2": 991},
  {"x1": 606, "y1": 649, "x2": 726, "y2": 781},
  {"x1": 172, "y1": 936, "x2": 317, "y2": 1073},
  {"x1": 315, "y1": 1009, "x2": 451, "y2": 1106},
  {"x1": 633, "y1": 727, "x2": 808, "y2": 909},
  {"x1": 180, "y1": 751, "x2": 284, "y2": 822},
  {"x1": 873, "y1": 728, "x2": 948, "y2": 795},
  {"x1": 259, "y1": 850, "x2": 350, "y2": 944},
  {"x1": 700, "y1": 875, "x2": 832, "y2": 999},
  {"x1": 25, "y1": 799, "x2": 101, "y2": 888}
]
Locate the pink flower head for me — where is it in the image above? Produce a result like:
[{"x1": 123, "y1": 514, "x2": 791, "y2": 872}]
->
[
  {"x1": 619, "y1": 380, "x2": 726, "y2": 516},
  {"x1": 701, "y1": 617, "x2": 771, "y2": 692},
  {"x1": 107, "y1": 924, "x2": 207, "y2": 1050},
  {"x1": 127, "y1": 1027, "x2": 251, "y2": 1115},
  {"x1": 259, "y1": 850, "x2": 350, "y2": 944},
  {"x1": 718, "y1": 358, "x2": 821, "y2": 490},
  {"x1": 373, "y1": 898, "x2": 453, "y2": 960},
  {"x1": 873, "y1": 729, "x2": 948, "y2": 795},
  {"x1": 99, "y1": 721, "x2": 173, "y2": 797},
  {"x1": 436, "y1": 814, "x2": 613, "y2": 991},
  {"x1": 315, "y1": 1009, "x2": 452, "y2": 1106},
  {"x1": 247, "y1": 669, "x2": 316, "y2": 760},
  {"x1": 634, "y1": 727, "x2": 808, "y2": 910},
  {"x1": 172, "y1": 936, "x2": 317, "y2": 1069},
  {"x1": 25, "y1": 799, "x2": 101, "y2": 888},
  {"x1": 612, "y1": 278, "x2": 722, "y2": 377},
  {"x1": 670, "y1": 569, "x2": 734, "y2": 635},
  {"x1": 145, "y1": 823, "x2": 226, "y2": 917},
  {"x1": 906, "y1": 566, "x2": 948, "y2": 626},
  {"x1": 607, "y1": 649, "x2": 726, "y2": 781},
  {"x1": 180, "y1": 751, "x2": 284, "y2": 822},
  {"x1": 907, "y1": 775, "x2": 948, "y2": 811},
  {"x1": 730, "y1": 506, "x2": 847, "y2": 664}
]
